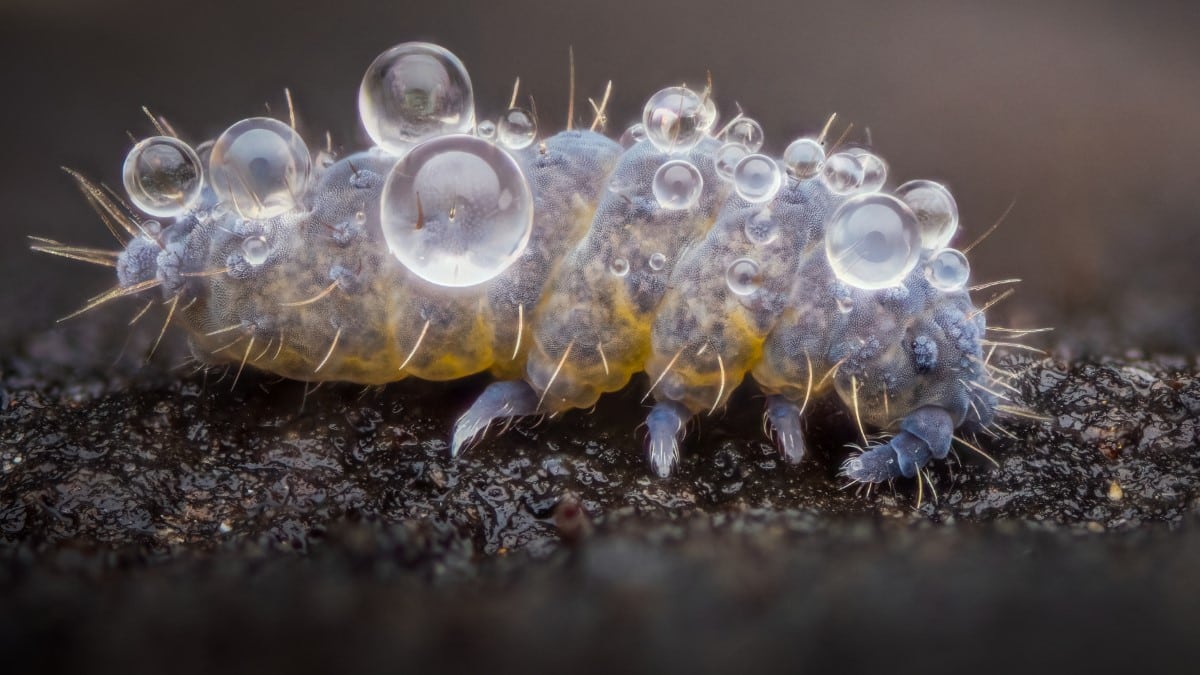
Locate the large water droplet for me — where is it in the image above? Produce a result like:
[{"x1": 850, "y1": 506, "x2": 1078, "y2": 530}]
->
[
  {"x1": 642, "y1": 86, "x2": 712, "y2": 153},
  {"x1": 725, "y1": 257, "x2": 762, "y2": 296},
  {"x1": 122, "y1": 136, "x2": 203, "y2": 217},
  {"x1": 733, "y1": 154, "x2": 782, "y2": 204},
  {"x1": 783, "y1": 138, "x2": 825, "y2": 179},
  {"x1": 380, "y1": 134, "x2": 532, "y2": 287},
  {"x1": 895, "y1": 180, "x2": 959, "y2": 250},
  {"x1": 358, "y1": 42, "x2": 475, "y2": 155},
  {"x1": 652, "y1": 159, "x2": 703, "y2": 210},
  {"x1": 821, "y1": 152, "x2": 864, "y2": 194},
  {"x1": 209, "y1": 117, "x2": 312, "y2": 219},
  {"x1": 825, "y1": 193, "x2": 921, "y2": 290},
  {"x1": 925, "y1": 248, "x2": 970, "y2": 291},
  {"x1": 497, "y1": 107, "x2": 536, "y2": 149}
]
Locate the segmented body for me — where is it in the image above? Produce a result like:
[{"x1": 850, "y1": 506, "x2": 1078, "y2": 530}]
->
[{"x1": 46, "y1": 42, "x2": 1015, "y2": 485}]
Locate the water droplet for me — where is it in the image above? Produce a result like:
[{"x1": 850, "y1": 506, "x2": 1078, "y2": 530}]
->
[
  {"x1": 610, "y1": 257, "x2": 630, "y2": 277},
  {"x1": 314, "y1": 150, "x2": 337, "y2": 170},
  {"x1": 620, "y1": 123, "x2": 647, "y2": 148},
  {"x1": 354, "y1": 211, "x2": 367, "y2": 224},
  {"x1": 836, "y1": 295, "x2": 854, "y2": 313},
  {"x1": 825, "y1": 193, "x2": 921, "y2": 289},
  {"x1": 733, "y1": 154, "x2": 782, "y2": 204},
  {"x1": 652, "y1": 159, "x2": 703, "y2": 210},
  {"x1": 209, "y1": 117, "x2": 312, "y2": 219},
  {"x1": 725, "y1": 257, "x2": 762, "y2": 296},
  {"x1": 380, "y1": 134, "x2": 532, "y2": 287},
  {"x1": 849, "y1": 149, "x2": 888, "y2": 192},
  {"x1": 723, "y1": 117, "x2": 764, "y2": 152},
  {"x1": 122, "y1": 136, "x2": 203, "y2": 217},
  {"x1": 241, "y1": 235, "x2": 270, "y2": 265},
  {"x1": 358, "y1": 42, "x2": 475, "y2": 155},
  {"x1": 743, "y1": 208, "x2": 778, "y2": 245},
  {"x1": 497, "y1": 108, "x2": 536, "y2": 150},
  {"x1": 642, "y1": 86, "x2": 712, "y2": 153},
  {"x1": 648, "y1": 252, "x2": 667, "y2": 270},
  {"x1": 476, "y1": 120, "x2": 496, "y2": 140},
  {"x1": 894, "y1": 180, "x2": 959, "y2": 250},
  {"x1": 821, "y1": 152, "x2": 864, "y2": 194},
  {"x1": 925, "y1": 248, "x2": 970, "y2": 291},
  {"x1": 714, "y1": 142, "x2": 748, "y2": 182},
  {"x1": 783, "y1": 138, "x2": 825, "y2": 179}
]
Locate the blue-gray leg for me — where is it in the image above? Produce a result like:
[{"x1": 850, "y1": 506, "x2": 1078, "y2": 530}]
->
[
  {"x1": 841, "y1": 406, "x2": 955, "y2": 483},
  {"x1": 764, "y1": 395, "x2": 807, "y2": 464},
  {"x1": 451, "y1": 380, "x2": 540, "y2": 457},
  {"x1": 645, "y1": 400, "x2": 691, "y2": 478}
]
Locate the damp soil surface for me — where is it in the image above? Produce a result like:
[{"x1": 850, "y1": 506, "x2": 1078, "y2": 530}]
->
[{"x1": 2, "y1": 318, "x2": 1199, "y2": 673}]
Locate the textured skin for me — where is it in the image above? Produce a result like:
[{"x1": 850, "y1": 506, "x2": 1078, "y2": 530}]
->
[{"x1": 108, "y1": 125, "x2": 999, "y2": 482}]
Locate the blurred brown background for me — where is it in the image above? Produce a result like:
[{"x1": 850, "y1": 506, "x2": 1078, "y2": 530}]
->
[{"x1": 1, "y1": 0, "x2": 1197, "y2": 359}]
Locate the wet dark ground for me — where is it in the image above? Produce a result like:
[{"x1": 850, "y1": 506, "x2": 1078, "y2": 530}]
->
[{"x1": 2, "y1": 314, "x2": 1199, "y2": 673}]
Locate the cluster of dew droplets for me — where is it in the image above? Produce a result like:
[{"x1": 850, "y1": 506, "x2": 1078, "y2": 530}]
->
[
  {"x1": 356, "y1": 42, "x2": 537, "y2": 287},
  {"x1": 892, "y1": 180, "x2": 969, "y2": 290},
  {"x1": 823, "y1": 177, "x2": 967, "y2": 292},
  {"x1": 641, "y1": 86, "x2": 718, "y2": 211}
]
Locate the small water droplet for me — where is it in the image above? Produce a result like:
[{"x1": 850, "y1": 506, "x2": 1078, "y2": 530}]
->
[
  {"x1": 476, "y1": 119, "x2": 496, "y2": 139},
  {"x1": 620, "y1": 123, "x2": 647, "y2": 148},
  {"x1": 610, "y1": 257, "x2": 630, "y2": 277},
  {"x1": 725, "y1": 257, "x2": 762, "y2": 296},
  {"x1": 714, "y1": 143, "x2": 748, "y2": 182},
  {"x1": 122, "y1": 136, "x2": 203, "y2": 217},
  {"x1": 895, "y1": 180, "x2": 959, "y2": 250},
  {"x1": 848, "y1": 149, "x2": 888, "y2": 192},
  {"x1": 497, "y1": 107, "x2": 536, "y2": 149},
  {"x1": 642, "y1": 86, "x2": 712, "y2": 153},
  {"x1": 743, "y1": 208, "x2": 778, "y2": 245},
  {"x1": 925, "y1": 248, "x2": 970, "y2": 291},
  {"x1": 783, "y1": 137, "x2": 825, "y2": 179},
  {"x1": 648, "y1": 252, "x2": 667, "y2": 270},
  {"x1": 723, "y1": 117, "x2": 764, "y2": 152},
  {"x1": 821, "y1": 152, "x2": 864, "y2": 194},
  {"x1": 733, "y1": 154, "x2": 782, "y2": 204},
  {"x1": 242, "y1": 235, "x2": 270, "y2": 265},
  {"x1": 652, "y1": 159, "x2": 703, "y2": 210}
]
